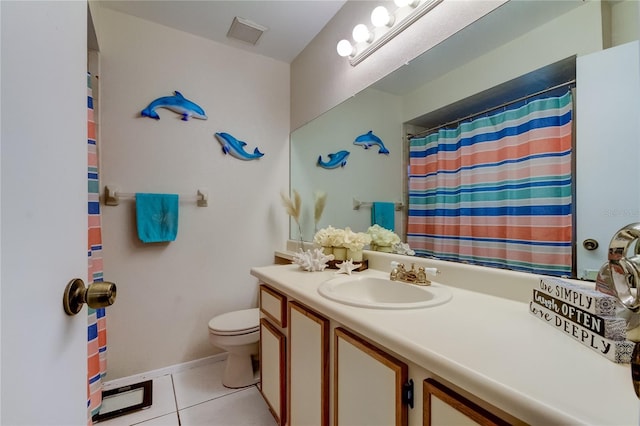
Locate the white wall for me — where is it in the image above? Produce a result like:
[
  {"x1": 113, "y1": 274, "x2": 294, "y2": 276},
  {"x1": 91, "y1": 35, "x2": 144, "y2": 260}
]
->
[
  {"x1": 290, "y1": 0, "x2": 507, "y2": 131},
  {"x1": 95, "y1": 7, "x2": 290, "y2": 379}
]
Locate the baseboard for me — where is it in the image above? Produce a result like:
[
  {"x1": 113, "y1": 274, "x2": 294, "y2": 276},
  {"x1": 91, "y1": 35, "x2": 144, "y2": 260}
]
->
[{"x1": 103, "y1": 353, "x2": 228, "y2": 390}]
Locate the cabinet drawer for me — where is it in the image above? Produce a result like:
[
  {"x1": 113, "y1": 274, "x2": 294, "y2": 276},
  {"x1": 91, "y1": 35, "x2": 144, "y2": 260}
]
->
[{"x1": 259, "y1": 284, "x2": 287, "y2": 328}]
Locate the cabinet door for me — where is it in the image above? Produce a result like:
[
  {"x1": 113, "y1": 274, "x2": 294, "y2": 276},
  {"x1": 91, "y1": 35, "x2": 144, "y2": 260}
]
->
[
  {"x1": 288, "y1": 302, "x2": 330, "y2": 426},
  {"x1": 424, "y1": 379, "x2": 511, "y2": 426},
  {"x1": 260, "y1": 318, "x2": 286, "y2": 426},
  {"x1": 334, "y1": 327, "x2": 408, "y2": 426}
]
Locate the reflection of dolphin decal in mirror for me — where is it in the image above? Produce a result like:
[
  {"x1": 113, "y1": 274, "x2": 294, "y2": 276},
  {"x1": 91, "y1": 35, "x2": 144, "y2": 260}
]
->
[
  {"x1": 317, "y1": 150, "x2": 350, "y2": 169},
  {"x1": 215, "y1": 132, "x2": 264, "y2": 160},
  {"x1": 141, "y1": 91, "x2": 207, "y2": 121},
  {"x1": 354, "y1": 130, "x2": 389, "y2": 154}
]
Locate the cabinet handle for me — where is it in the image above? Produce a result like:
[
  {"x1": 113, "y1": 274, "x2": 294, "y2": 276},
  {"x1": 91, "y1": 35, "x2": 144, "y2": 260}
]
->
[{"x1": 402, "y1": 379, "x2": 414, "y2": 408}]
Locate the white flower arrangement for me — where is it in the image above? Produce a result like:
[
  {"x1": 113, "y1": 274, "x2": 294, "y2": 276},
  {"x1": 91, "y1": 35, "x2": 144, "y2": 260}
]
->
[
  {"x1": 313, "y1": 225, "x2": 339, "y2": 247},
  {"x1": 367, "y1": 224, "x2": 401, "y2": 248},
  {"x1": 342, "y1": 227, "x2": 372, "y2": 251},
  {"x1": 313, "y1": 226, "x2": 371, "y2": 250}
]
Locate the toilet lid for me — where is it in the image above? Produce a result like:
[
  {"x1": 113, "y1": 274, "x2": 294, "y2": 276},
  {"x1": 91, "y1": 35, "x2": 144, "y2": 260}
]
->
[{"x1": 208, "y1": 308, "x2": 259, "y2": 335}]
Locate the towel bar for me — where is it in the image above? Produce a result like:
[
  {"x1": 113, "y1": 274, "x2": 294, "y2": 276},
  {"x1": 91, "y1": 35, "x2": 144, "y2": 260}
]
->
[
  {"x1": 104, "y1": 186, "x2": 208, "y2": 207},
  {"x1": 352, "y1": 197, "x2": 404, "y2": 211}
]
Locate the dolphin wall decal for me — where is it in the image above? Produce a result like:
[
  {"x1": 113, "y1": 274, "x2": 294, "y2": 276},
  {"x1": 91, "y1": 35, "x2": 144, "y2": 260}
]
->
[
  {"x1": 317, "y1": 150, "x2": 350, "y2": 169},
  {"x1": 353, "y1": 130, "x2": 390, "y2": 154},
  {"x1": 141, "y1": 91, "x2": 207, "y2": 121},
  {"x1": 215, "y1": 132, "x2": 264, "y2": 161}
]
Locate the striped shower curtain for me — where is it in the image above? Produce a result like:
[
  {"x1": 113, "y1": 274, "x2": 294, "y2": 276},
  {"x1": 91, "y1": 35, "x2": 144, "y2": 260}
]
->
[
  {"x1": 407, "y1": 91, "x2": 573, "y2": 276},
  {"x1": 87, "y1": 72, "x2": 107, "y2": 422}
]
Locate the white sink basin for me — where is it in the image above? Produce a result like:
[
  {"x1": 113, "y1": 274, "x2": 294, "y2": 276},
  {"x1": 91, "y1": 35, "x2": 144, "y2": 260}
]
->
[{"x1": 318, "y1": 274, "x2": 452, "y2": 309}]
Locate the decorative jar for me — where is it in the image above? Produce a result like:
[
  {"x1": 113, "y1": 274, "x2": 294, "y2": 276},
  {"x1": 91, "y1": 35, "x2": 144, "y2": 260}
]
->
[
  {"x1": 332, "y1": 247, "x2": 347, "y2": 261},
  {"x1": 347, "y1": 248, "x2": 363, "y2": 261}
]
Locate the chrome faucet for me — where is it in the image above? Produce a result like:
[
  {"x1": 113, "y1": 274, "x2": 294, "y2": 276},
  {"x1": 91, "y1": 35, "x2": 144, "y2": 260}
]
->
[
  {"x1": 390, "y1": 262, "x2": 438, "y2": 286},
  {"x1": 595, "y1": 222, "x2": 640, "y2": 312},
  {"x1": 594, "y1": 223, "x2": 640, "y2": 400}
]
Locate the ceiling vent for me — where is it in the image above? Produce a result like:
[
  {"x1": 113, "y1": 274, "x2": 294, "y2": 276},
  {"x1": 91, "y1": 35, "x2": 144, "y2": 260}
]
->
[{"x1": 226, "y1": 16, "x2": 267, "y2": 45}]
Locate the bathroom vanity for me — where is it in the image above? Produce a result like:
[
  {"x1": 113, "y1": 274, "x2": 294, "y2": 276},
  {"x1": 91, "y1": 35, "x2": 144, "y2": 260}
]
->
[{"x1": 252, "y1": 250, "x2": 639, "y2": 425}]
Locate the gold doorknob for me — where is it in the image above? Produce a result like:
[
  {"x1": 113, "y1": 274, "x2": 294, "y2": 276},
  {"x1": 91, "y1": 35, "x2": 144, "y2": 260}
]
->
[{"x1": 63, "y1": 278, "x2": 117, "y2": 316}]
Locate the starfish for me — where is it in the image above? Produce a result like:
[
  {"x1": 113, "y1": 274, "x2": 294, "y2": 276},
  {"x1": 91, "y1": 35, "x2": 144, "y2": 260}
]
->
[{"x1": 335, "y1": 259, "x2": 361, "y2": 275}]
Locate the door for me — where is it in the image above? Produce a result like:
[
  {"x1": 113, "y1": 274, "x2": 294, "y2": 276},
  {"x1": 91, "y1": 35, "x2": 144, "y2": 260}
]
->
[
  {"x1": 1, "y1": 2, "x2": 89, "y2": 424},
  {"x1": 576, "y1": 41, "x2": 640, "y2": 279}
]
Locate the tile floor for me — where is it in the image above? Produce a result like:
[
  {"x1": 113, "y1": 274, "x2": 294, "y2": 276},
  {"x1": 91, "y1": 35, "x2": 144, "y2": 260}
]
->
[{"x1": 96, "y1": 360, "x2": 277, "y2": 426}]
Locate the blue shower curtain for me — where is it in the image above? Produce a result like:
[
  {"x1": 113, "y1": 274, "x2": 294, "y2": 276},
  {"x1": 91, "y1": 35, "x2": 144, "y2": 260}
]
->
[
  {"x1": 87, "y1": 72, "x2": 106, "y2": 423},
  {"x1": 407, "y1": 91, "x2": 573, "y2": 276}
]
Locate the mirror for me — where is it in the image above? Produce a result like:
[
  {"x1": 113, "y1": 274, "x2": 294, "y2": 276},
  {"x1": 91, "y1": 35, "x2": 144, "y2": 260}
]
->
[{"x1": 290, "y1": 1, "x2": 639, "y2": 276}]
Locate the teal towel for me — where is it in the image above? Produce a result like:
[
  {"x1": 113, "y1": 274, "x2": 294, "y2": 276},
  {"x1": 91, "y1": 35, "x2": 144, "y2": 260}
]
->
[
  {"x1": 135, "y1": 193, "x2": 179, "y2": 243},
  {"x1": 371, "y1": 202, "x2": 395, "y2": 231}
]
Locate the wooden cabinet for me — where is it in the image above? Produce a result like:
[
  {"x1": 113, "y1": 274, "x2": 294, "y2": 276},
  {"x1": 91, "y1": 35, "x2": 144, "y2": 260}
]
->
[
  {"x1": 259, "y1": 285, "x2": 287, "y2": 425},
  {"x1": 334, "y1": 327, "x2": 409, "y2": 426},
  {"x1": 288, "y1": 301, "x2": 330, "y2": 426},
  {"x1": 423, "y1": 379, "x2": 513, "y2": 426},
  {"x1": 260, "y1": 284, "x2": 287, "y2": 328}
]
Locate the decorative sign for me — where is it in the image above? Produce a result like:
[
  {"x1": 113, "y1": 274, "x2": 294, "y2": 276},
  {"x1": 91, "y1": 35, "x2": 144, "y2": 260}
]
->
[
  {"x1": 529, "y1": 278, "x2": 633, "y2": 363},
  {"x1": 537, "y1": 277, "x2": 617, "y2": 315},
  {"x1": 532, "y1": 290, "x2": 625, "y2": 339}
]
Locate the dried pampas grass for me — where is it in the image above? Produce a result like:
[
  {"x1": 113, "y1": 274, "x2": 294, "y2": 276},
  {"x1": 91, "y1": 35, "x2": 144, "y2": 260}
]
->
[
  {"x1": 314, "y1": 191, "x2": 327, "y2": 227},
  {"x1": 281, "y1": 189, "x2": 304, "y2": 248},
  {"x1": 280, "y1": 189, "x2": 301, "y2": 225}
]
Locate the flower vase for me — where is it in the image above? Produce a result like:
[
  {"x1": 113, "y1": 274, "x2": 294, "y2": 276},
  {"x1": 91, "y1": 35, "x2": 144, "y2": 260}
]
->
[
  {"x1": 347, "y1": 248, "x2": 363, "y2": 262},
  {"x1": 333, "y1": 247, "x2": 347, "y2": 261},
  {"x1": 377, "y1": 245, "x2": 393, "y2": 253},
  {"x1": 322, "y1": 246, "x2": 333, "y2": 256}
]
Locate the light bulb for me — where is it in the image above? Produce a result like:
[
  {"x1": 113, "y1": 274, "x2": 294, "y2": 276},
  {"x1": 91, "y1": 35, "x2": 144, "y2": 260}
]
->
[
  {"x1": 352, "y1": 24, "x2": 373, "y2": 43},
  {"x1": 336, "y1": 39, "x2": 355, "y2": 57},
  {"x1": 371, "y1": 6, "x2": 394, "y2": 27}
]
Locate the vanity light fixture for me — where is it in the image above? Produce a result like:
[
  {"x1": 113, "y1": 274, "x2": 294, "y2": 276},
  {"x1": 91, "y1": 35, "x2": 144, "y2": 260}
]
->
[
  {"x1": 337, "y1": 0, "x2": 443, "y2": 66},
  {"x1": 352, "y1": 24, "x2": 374, "y2": 43},
  {"x1": 336, "y1": 39, "x2": 356, "y2": 58},
  {"x1": 371, "y1": 6, "x2": 394, "y2": 28}
]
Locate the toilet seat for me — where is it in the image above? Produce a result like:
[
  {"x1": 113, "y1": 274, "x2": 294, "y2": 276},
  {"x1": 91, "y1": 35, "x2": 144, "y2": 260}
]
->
[{"x1": 208, "y1": 308, "x2": 259, "y2": 336}]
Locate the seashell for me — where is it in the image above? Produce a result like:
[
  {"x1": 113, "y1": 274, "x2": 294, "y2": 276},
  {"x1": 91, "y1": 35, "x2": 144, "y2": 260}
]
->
[
  {"x1": 335, "y1": 259, "x2": 362, "y2": 275},
  {"x1": 292, "y1": 248, "x2": 335, "y2": 272}
]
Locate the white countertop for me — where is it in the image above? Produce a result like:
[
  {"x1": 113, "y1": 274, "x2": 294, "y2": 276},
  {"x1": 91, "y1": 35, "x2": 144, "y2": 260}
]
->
[{"x1": 251, "y1": 262, "x2": 639, "y2": 425}]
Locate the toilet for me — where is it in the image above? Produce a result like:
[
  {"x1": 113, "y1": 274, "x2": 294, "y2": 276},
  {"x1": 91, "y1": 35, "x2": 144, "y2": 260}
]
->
[{"x1": 208, "y1": 308, "x2": 260, "y2": 388}]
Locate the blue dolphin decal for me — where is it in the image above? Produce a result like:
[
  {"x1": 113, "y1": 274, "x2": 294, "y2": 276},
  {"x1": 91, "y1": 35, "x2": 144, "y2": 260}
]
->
[
  {"x1": 141, "y1": 91, "x2": 207, "y2": 121},
  {"x1": 215, "y1": 132, "x2": 264, "y2": 160},
  {"x1": 354, "y1": 130, "x2": 389, "y2": 154},
  {"x1": 317, "y1": 150, "x2": 350, "y2": 169}
]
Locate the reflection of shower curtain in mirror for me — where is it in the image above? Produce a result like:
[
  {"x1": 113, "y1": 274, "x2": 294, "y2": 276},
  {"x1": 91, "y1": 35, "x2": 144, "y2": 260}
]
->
[
  {"x1": 87, "y1": 72, "x2": 107, "y2": 422},
  {"x1": 407, "y1": 91, "x2": 573, "y2": 276}
]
